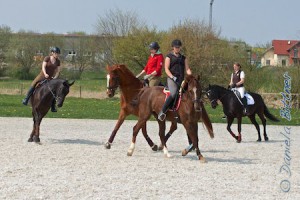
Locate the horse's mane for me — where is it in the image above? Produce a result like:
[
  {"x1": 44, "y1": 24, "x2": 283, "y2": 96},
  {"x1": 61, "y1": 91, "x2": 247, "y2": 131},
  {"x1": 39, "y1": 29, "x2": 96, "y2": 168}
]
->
[{"x1": 210, "y1": 84, "x2": 228, "y2": 92}]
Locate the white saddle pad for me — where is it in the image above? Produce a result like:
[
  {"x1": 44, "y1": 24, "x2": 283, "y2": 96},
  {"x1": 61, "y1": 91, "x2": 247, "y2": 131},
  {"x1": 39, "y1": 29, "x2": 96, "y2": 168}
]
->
[{"x1": 245, "y1": 93, "x2": 255, "y2": 105}]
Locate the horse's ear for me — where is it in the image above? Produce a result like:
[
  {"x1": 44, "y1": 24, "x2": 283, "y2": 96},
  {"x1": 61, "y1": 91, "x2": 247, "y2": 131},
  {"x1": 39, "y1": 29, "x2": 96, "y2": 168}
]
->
[{"x1": 67, "y1": 80, "x2": 75, "y2": 87}]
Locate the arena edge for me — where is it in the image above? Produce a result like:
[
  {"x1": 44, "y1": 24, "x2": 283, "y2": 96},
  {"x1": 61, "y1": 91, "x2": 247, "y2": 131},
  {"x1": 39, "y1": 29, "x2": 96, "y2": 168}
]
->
[{"x1": 279, "y1": 72, "x2": 292, "y2": 193}]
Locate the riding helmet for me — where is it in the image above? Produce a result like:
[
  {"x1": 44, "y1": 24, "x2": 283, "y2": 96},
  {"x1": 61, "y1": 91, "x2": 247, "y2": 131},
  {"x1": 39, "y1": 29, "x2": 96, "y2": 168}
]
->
[
  {"x1": 50, "y1": 47, "x2": 61, "y2": 54},
  {"x1": 149, "y1": 42, "x2": 160, "y2": 50},
  {"x1": 171, "y1": 39, "x2": 182, "y2": 47}
]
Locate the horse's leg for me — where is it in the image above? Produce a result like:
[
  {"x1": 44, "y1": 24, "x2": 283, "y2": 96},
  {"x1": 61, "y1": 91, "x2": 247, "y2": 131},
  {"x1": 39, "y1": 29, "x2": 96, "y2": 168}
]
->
[
  {"x1": 105, "y1": 110, "x2": 127, "y2": 149},
  {"x1": 158, "y1": 121, "x2": 177, "y2": 150},
  {"x1": 127, "y1": 120, "x2": 145, "y2": 156},
  {"x1": 248, "y1": 114, "x2": 261, "y2": 142},
  {"x1": 141, "y1": 123, "x2": 158, "y2": 151},
  {"x1": 258, "y1": 112, "x2": 268, "y2": 141},
  {"x1": 157, "y1": 120, "x2": 171, "y2": 158},
  {"x1": 184, "y1": 122, "x2": 206, "y2": 163},
  {"x1": 237, "y1": 117, "x2": 242, "y2": 143},
  {"x1": 33, "y1": 114, "x2": 42, "y2": 143},
  {"x1": 181, "y1": 134, "x2": 194, "y2": 156},
  {"x1": 28, "y1": 116, "x2": 35, "y2": 142},
  {"x1": 227, "y1": 117, "x2": 238, "y2": 141}
]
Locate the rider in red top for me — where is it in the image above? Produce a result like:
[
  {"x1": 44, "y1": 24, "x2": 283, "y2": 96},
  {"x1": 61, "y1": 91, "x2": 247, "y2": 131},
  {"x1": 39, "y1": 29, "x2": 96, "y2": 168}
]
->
[{"x1": 136, "y1": 42, "x2": 163, "y2": 86}]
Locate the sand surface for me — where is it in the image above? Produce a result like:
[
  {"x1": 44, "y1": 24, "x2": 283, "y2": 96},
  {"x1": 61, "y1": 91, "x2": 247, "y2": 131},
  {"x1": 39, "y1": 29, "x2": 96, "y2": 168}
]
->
[{"x1": 0, "y1": 117, "x2": 299, "y2": 200}]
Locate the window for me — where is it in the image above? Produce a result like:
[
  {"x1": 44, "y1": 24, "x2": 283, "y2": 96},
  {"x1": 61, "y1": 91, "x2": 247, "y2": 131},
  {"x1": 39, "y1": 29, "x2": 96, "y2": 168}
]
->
[
  {"x1": 266, "y1": 60, "x2": 270, "y2": 65},
  {"x1": 294, "y1": 48, "x2": 298, "y2": 58},
  {"x1": 282, "y1": 60, "x2": 286, "y2": 66}
]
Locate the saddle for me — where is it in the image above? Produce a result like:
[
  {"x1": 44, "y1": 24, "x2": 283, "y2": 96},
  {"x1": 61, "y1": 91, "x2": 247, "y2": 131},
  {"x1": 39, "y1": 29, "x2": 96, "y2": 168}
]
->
[
  {"x1": 232, "y1": 89, "x2": 255, "y2": 105},
  {"x1": 35, "y1": 79, "x2": 48, "y2": 89},
  {"x1": 163, "y1": 88, "x2": 181, "y2": 111}
]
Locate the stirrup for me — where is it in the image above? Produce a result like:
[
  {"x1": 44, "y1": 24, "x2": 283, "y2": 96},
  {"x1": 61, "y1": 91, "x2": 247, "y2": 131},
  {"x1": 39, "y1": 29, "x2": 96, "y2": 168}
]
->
[{"x1": 158, "y1": 112, "x2": 166, "y2": 121}]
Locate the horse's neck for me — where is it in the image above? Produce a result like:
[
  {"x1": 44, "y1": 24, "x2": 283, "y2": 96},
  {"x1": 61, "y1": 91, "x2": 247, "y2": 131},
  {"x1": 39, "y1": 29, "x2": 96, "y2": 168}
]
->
[{"x1": 119, "y1": 76, "x2": 142, "y2": 101}]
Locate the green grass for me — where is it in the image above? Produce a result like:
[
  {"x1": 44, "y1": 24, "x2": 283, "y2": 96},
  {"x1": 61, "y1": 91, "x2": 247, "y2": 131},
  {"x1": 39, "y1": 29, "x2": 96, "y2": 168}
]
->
[{"x1": 0, "y1": 94, "x2": 299, "y2": 126}]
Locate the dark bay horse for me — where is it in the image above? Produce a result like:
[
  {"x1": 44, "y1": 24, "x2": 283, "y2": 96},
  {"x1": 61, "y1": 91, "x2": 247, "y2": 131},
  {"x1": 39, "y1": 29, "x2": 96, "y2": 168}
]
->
[
  {"x1": 205, "y1": 85, "x2": 279, "y2": 142},
  {"x1": 28, "y1": 79, "x2": 74, "y2": 143},
  {"x1": 105, "y1": 64, "x2": 214, "y2": 153},
  {"x1": 127, "y1": 75, "x2": 212, "y2": 162}
]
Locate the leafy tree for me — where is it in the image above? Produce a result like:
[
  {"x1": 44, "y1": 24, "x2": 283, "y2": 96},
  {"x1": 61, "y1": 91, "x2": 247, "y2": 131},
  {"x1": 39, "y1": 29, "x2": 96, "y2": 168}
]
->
[{"x1": 0, "y1": 25, "x2": 12, "y2": 76}]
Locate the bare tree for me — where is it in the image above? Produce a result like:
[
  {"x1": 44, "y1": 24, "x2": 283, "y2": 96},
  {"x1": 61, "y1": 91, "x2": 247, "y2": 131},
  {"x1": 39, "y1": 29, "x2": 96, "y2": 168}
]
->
[{"x1": 94, "y1": 8, "x2": 145, "y2": 65}]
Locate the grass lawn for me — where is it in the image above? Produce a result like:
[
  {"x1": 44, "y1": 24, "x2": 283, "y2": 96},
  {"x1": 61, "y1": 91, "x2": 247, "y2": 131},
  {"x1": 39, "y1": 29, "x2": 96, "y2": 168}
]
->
[{"x1": 0, "y1": 94, "x2": 299, "y2": 126}]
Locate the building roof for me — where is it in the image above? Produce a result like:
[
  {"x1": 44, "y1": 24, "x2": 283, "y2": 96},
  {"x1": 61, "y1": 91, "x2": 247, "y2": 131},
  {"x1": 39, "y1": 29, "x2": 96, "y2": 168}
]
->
[{"x1": 272, "y1": 40, "x2": 299, "y2": 55}]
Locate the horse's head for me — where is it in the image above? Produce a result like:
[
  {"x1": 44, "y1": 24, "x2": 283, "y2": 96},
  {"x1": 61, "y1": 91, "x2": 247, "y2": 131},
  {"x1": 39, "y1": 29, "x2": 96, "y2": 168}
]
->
[
  {"x1": 184, "y1": 75, "x2": 202, "y2": 112},
  {"x1": 106, "y1": 65, "x2": 120, "y2": 98},
  {"x1": 205, "y1": 84, "x2": 219, "y2": 109},
  {"x1": 56, "y1": 80, "x2": 75, "y2": 107}
]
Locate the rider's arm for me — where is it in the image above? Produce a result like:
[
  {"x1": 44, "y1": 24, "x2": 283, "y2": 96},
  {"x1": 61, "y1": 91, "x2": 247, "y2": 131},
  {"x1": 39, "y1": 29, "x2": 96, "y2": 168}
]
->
[
  {"x1": 53, "y1": 66, "x2": 61, "y2": 79},
  {"x1": 42, "y1": 61, "x2": 49, "y2": 78},
  {"x1": 229, "y1": 73, "x2": 233, "y2": 85},
  {"x1": 185, "y1": 58, "x2": 192, "y2": 75},
  {"x1": 136, "y1": 70, "x2": 145, "y2": 78},
  {"x1": 164, "y1": 57, "x2": 173, "y2": 78}
]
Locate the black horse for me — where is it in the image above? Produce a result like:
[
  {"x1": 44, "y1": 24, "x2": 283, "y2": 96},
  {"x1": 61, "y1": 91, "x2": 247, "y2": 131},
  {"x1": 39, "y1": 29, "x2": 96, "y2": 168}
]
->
[
  {"x1": 28, "y1": 79, "x2": 74, "y2": 143},
  {"x1": 205, "y1": 85, "x2": 279, "y2": 142}
]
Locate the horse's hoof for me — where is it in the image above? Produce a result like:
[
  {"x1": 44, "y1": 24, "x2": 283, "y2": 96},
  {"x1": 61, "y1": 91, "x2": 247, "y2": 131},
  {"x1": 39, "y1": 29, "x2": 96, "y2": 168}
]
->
[
  {"x1": 105, "y1": 142, "x2": 111, "y2": 149},
  {"x1": 151, "y1": 144, "x2": 158, "y2": 151},
  {"x1": 33, "y1": 137, "x2": 40, "y2": 143},
  {"x1": 158, "y1": 145, "x2": 164, "y2": 151},
  {"x1": 165, "y1": 153, "x2": 172, "y2": 158},
  {"x1": 265, "y1": 137, "x2": 269, "y2": 141},
  {"x1": 28, "y1": 138, "x2": 33, "y2": 142},
  {"x1": 257, "y1": 139, "x2": 262, "y2": 142},
  {"x1": 127, "y1": 151, "x2": 133, "y2": 156},
  {"x1": 182, "y1": 149, "x2": 189, "y2": 156},
  {"x1": 236, "y1": 140, "x2": 241, "y2": 143},
  {"x1": 199, "y1": 156, "x2": 207, "y2": 163}
]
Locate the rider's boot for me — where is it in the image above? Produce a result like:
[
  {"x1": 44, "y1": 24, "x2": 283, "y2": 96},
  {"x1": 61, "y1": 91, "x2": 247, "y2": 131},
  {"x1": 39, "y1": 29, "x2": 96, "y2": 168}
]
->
[
  {"x1": 22, "y1": 87, "x2": 35, "y2": 105},
  {"x1": 158, "y1": 96, "x2": 174, "y2": 121},
  {"x1": 242, "y1": 97, "x2": 249, "y2": 115},
  {"x1": 51, "y1": 99, "x2": 57, "y2": 112}
]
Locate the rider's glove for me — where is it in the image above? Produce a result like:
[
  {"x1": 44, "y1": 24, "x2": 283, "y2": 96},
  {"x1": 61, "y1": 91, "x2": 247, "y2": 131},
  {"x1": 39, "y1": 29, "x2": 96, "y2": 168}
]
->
[
  {"x1": 230, "y1": 83, "x2": 236, "y2": 88},
  {"x1": 172, "y1": 76, "x2": 177, "y2": 82},
  {"x1": 144, "y1": 74, "x2": 151, "y2": 80}
]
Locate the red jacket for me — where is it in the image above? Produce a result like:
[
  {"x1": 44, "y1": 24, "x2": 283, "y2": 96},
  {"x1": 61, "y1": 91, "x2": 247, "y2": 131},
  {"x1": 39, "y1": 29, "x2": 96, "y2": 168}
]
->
[{"x1": 144, "y1": 53, "x2": 164, "y2": 77}]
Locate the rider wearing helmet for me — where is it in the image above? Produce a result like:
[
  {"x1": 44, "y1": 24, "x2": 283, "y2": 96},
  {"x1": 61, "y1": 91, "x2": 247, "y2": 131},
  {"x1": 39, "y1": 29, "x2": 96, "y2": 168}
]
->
[
  {"x1": 158, "y1": 39, "x2": 192, "y2": 121},
  {"x1": 136, "y1": 42, "x2": 164, "y2": 86},
  {"x1": 22, "y1": 47, "x2": 61, "y2": 112}
]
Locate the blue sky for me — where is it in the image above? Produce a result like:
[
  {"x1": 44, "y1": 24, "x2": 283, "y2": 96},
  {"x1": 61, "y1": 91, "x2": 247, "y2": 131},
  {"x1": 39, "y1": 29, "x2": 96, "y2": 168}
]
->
[{"x1": 1, "y1": 0, "x2": 299, "y2": 46}]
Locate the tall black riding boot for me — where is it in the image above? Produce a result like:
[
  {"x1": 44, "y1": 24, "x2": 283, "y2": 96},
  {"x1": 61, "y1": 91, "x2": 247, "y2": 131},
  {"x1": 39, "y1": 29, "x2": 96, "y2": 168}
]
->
[
  {"x1": 158, "y1": 96, "x2": 174, "y2": 121},
  {"x1": 22, "y1": 87, "x2": 35, "y2": 105},
  {"x1": 51, "y1": 99, "x2": 57, "y2": 112},
  {"x1": 242, "y1": 97, "x2": 249, "y2": 115}
]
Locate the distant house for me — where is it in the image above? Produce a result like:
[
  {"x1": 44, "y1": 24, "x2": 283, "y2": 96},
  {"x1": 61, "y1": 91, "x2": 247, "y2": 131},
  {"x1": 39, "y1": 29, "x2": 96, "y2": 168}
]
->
[{"x1": 261, "y1": 40, "x2": 300, "y2": 66}]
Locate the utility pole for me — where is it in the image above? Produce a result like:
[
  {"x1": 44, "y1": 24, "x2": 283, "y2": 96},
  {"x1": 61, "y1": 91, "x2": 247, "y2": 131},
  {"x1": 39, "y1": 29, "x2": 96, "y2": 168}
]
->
[{"x1": 209, "y1": 0, "x2": 214, "y2": 30}]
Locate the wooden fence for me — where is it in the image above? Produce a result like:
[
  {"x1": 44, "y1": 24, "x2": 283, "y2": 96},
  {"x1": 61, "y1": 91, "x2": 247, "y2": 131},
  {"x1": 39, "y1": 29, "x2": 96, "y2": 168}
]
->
[{"x1": 0, "y1": 82, "x2": 299, "y2": 109}]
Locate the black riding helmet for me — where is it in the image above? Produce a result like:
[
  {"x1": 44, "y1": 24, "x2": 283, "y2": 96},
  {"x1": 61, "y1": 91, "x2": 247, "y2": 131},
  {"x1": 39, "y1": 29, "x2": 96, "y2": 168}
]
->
[
  {"x1": 50, "y1": 47, "x2": 61, "y2": 54},
  {"x1": 171, "y1": 39, "x2": 182, "y2": 47},
  {"x1": 149, "y1": 42, "x2": 160, "y2": 50}
]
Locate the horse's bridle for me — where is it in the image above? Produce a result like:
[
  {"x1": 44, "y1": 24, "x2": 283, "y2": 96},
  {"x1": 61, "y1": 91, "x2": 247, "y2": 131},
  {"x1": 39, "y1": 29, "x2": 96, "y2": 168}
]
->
[
  {"x1": 46, "y1": 80, "x2": 59, "y2": 101},
  {"x1": 206, "y1": 89, "x2": 228, "y2": 105}
]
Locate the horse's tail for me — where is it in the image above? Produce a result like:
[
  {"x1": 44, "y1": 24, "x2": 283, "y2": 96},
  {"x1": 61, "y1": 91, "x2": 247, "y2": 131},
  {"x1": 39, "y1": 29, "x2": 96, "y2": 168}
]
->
[
  {"x1": 263, "y1": 104, "x2": 280, "y2": 122},
  {"x1": 199, "y1": 102, "x2": 214, "y2": 139}
]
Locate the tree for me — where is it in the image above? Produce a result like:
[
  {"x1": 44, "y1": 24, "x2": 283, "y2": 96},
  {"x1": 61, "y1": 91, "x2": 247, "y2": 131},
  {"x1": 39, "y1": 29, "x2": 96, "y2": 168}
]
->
[
  {"x1": 95, "y1": 8, "x2": 145, "y2": 65},
  {"x1": 0, "y1": 25, "x2": 12, "y2": 76}
]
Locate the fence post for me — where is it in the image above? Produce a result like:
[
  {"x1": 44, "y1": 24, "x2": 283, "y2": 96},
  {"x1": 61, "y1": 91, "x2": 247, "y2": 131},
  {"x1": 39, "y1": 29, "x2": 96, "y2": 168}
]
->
[
  {"x1": 79, "y1": 85, "x2": 82, "y2": 98},
  {"x1": 20, "y1": 83, "x2": 23, "y2": 95}
]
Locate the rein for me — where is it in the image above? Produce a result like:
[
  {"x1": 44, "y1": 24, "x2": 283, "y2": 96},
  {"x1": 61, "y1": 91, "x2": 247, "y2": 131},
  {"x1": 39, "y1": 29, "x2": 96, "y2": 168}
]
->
[{"x1": 46, "y1": 80, "x2": 58, "y2": 101}]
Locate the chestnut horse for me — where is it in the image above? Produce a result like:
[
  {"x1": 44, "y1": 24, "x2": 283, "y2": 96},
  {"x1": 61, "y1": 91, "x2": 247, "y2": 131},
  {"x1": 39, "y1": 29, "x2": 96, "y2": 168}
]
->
[
  {"x1": 105, "y1": 65, "x2": 214, "y2": 153},
  {"x1": 127, "y1": 75, "x2": 211, "y2": 162},
  {"x1": 205, "y1": 85, "x2": 279, "y2": 142},
  {"x1": 105, "y1": 64, "x2": 176, "y2": 151},
  {"x1": 28, "y1": 79, "x2": 74, "y2": 143}
]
